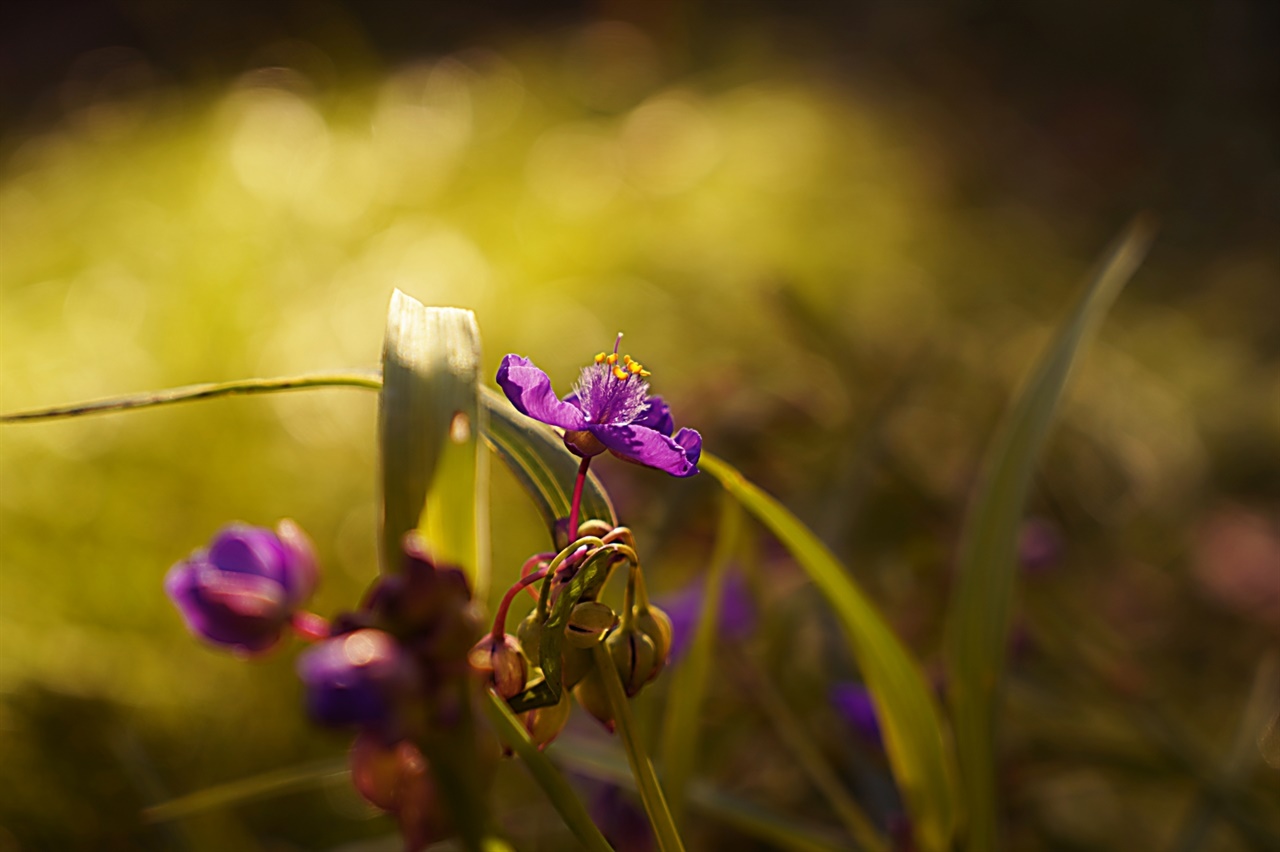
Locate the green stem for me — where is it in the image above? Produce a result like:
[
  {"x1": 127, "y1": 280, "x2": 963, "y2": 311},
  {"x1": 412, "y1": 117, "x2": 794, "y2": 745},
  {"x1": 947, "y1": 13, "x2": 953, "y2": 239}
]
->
[
  {"x1": 591, "y1": 644, "x2": 686, "y2": 852},
  {"x1": 0, "y1": 372, "x2": 383, "y2": 423},
  {"x1": 481, "y1": 690, "x2": 614, "y2": 852}
]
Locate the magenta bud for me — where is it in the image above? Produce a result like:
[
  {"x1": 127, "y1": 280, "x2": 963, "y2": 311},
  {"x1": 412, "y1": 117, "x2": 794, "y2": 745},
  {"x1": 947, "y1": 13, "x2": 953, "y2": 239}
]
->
[
  {"x1": 468, "y1": 634, "x2": 528, "y2": 699},
  {"x1": 165, "y1": 520, "x2": 319, "y2": 654}
]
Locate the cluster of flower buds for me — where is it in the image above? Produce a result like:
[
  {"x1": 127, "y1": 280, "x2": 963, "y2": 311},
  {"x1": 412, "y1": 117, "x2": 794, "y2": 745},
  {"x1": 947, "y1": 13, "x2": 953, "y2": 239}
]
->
[
  {"x1": 298, "y1": 533, "x2": 491, "y2": 848},
  {"x1": 481, "y1": 518, "x2": 675, "y2": 737},
  {"x1": 166, "y1": 525, "x2": 490, "y2": 850}
]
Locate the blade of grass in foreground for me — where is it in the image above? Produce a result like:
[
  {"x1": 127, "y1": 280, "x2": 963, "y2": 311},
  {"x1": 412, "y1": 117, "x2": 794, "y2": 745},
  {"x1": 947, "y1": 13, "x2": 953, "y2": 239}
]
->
[
  {"x1": 943, "y1": 218, "x2": 1155, "y2": 851},
  {"x1": 143, "y1": 758, "x2": 348, "y2": 823},
  {"x1": 700, "y1": 452, "x2": 958, "y2": 852},
  {"x1": 481, "y1": 690, "x2": 614, "y2": 852}
]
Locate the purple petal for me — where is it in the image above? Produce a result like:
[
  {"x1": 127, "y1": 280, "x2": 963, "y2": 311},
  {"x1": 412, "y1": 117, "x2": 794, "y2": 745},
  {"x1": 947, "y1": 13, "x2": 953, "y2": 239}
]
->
[
  {"x1": 672, "y1": 428, "x2": 702, "y2": 467},
  {"x1": 496, "y1": 355, "x2": 587, "y2": 431},
  {"x1": 633, "y1": 396, "x2": 675, "y2": 436},
  {"x1": 165, "y1": 559, "x2": 289, "y2": 653},
  {"x1": 593, "y1": 424, "x2": 699, "y2": 477},
  {"x1": 208, "y1": 524, "x2": 289, "y2": 582},
  {"x1": 275, "y1": 518, "x2": 319, "y2": 603},
  {"x1": 830, "y1": 683, "x2": 883, "y2": 747}
]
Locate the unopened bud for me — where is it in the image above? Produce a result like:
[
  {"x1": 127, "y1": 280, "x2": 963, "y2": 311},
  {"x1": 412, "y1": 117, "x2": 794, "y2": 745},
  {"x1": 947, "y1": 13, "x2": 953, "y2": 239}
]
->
[
  {"x1": 572, "y1": 666, "x2": 615, "y2": 732},
  {"x1": 606, "y1": 626, "x2": 657, "y2": 697},
  {"x1": 565, "y1": 601, "x2": 618, "y2": 648},
  {"x1": 468, "y1": 634, "x2": 528, "y2": 700},
  {"x1": 522, "y1": 686, "x2": 572, "y2": 748},
  {"x1": 632, "y1": 604, "x2": 672, "y2": 681}
]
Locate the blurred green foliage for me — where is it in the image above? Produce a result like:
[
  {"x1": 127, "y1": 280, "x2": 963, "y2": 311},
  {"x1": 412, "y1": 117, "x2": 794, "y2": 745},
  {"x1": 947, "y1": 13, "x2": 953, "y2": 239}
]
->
[{"x1": 2, "y1": 16, "x2": 1278, "y2": 851}]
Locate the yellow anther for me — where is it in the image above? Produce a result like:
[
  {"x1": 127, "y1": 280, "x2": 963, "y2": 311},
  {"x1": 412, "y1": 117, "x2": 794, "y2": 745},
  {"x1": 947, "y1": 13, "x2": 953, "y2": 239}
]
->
[
  {"x1": 606, "y1": 353, "x2": 618, "y2": 365},
  {"x1": 594, "y1": 352, "x2": 606, "y2": 364},
  {"x1": 612, "y1": 366, "x2": 629, "y2": 381},
  {"x1": 639, "y1": 369, "x2": 651, "y2": 377},
  {"x1": 629, "y1": 361, "x2": 643, "y2": 374}
]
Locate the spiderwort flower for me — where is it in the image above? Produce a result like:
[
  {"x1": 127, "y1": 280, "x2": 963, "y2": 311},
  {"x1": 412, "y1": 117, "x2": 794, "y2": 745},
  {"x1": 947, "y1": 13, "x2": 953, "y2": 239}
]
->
[
  {"x1": 165, "y1": 520, "x2": 318, "y2": 654},
  {"x1": 496, "y1": 336, "x2": 701, "y2": 477},
  {"x1": 298, "y1": 629, "x2": 417, "y2": 730}
]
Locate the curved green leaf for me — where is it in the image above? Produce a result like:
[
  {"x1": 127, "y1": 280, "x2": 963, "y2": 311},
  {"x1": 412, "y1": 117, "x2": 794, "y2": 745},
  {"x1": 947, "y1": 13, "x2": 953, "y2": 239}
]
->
[
  {"x1": 943, "y1": 219, "x2": 1155, "y2": 850},
  {"x1": 700, "y1": 452, "x2": 959, "y2": 852},
  {"x1": 481, "y1": 385, "x2": 616, "y2": 539}
]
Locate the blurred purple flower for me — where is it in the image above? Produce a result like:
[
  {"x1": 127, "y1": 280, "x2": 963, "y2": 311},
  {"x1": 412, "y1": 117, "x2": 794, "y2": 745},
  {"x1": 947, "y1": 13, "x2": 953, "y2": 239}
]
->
[
  {"x1": 661, "y1": 571, "x2": 757, "y2": 663},
  {"x1": 165, "y1": 520, "x2": 317, "y2": 654},
  {"x1": 297, "y1": 628, "x2": 417, "y2": 730},
  {"x1": 830, "y1": 682, "x2": 883, "y2": 748},
  {"x1": 1018, "y1": 517, "x2": 1063, "y2": 575},
  {"x1": 496, "y1": 345, "x2": 700, "y2": 477}
]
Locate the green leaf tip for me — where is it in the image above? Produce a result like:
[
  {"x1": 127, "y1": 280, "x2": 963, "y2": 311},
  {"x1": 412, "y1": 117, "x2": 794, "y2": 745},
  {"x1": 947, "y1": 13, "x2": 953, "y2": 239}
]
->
[{"x1": 379, "y1": 291, "x2": 488, "y2": 593}]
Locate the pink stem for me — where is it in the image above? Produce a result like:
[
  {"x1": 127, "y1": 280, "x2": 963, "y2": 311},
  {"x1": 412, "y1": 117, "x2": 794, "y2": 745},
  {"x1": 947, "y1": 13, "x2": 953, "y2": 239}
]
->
[
  {"x1": 290, "y1": 611, "x2": 331, "y2": 642},
  {"x1": 521, "y1": 552, "x2": 554, "y2": 601},
  {"x1": 492, "y1": 568, "x2": 550, "y2": 641},
  {"x1": 567, "y1": 457, "x2": 591, "y2": 545}
]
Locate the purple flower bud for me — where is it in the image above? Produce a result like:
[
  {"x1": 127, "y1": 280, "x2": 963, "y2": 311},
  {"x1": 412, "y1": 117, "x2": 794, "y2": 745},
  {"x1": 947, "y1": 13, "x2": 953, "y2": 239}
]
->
[
  {"x1": 164, "y1": 520, "x2": 318, "y2": 654},
  {"x1": 298, "y1": 629, "x2": 416, "y2": 729},
  {"x1": 830, "y1": 682, "x2": 883, "y2": 748}
]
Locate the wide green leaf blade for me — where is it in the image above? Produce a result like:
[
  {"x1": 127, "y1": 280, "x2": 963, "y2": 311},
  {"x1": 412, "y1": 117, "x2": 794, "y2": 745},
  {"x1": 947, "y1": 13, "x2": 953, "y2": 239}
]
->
[
  {"x1": 700, "y1": 452, "x2": 959, "y2": 852},
  {"x1": 944, "y1": 219, "x2": 1155, "y2": 850},
  {"x1": 481, "y1": 385, "x2": 616, "y2": 537},
  {"x1": 378, "y1": 291, "x2": 489, "y2": 852},
  {"x1": 379, "y1": 290, "x2": 487, "y2": 592}
]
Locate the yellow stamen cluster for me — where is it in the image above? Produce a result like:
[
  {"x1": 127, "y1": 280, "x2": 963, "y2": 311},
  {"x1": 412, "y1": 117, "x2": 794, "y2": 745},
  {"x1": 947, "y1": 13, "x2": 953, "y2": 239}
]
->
[{"x1": 595, "y1": 351, "x2": 651, "y2": 381}]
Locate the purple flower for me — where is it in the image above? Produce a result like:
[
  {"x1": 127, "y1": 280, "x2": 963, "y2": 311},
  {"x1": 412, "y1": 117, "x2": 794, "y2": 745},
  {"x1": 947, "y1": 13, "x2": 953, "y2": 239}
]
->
[
  {"x1": 830, "y1": 683, "x2": 883, "y2": 748},
  {"x1": 298, "y1": 628, "x2": 417, "y2": 729},
  {"x1": 661, "y1": 570, "x2": 757, "y2": 663},
  {"x1": 496, "y1": 340, "x2": 701, "y2": 477},
  {"x1": 165, "y1": 520, "x2": 318, "y2": 654}
]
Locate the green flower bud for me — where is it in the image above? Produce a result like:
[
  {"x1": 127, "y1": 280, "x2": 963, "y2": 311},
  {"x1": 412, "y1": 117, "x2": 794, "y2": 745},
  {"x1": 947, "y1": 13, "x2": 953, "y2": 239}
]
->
[
  {"x1": 516, "y1": 611, "x2": 543, "y2": 667},
  {"x1": 522, "y1": 686, "x2": 572, "y2": 748},
  {"x1": 468, "y1": 634, "x2": 528, "y2": 700},
  {"x1": 565, "y1": 601, "x2": 618, "y2": 648},
  {"x1": 572, "y1": 666, "x2": 615, "y2": 733},
  {"x1": 606, "y1": 626, "x2": 657, "y2": 697},
  {"x1": 632, "y1": 604, "x2": 673, "y2": 682}
]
